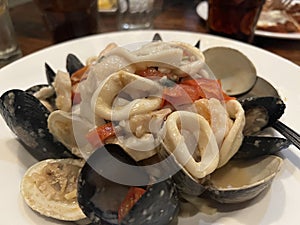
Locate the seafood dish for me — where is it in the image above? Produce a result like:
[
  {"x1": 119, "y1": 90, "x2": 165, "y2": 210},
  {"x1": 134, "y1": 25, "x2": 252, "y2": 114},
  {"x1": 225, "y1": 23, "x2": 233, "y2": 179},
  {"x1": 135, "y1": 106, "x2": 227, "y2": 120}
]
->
[
  {"x1": 0, "y1": 38, "x2": 290, "y2": 225},
  {"x1": 258, "y1": 1, "x2": 300, "y2": 33}
]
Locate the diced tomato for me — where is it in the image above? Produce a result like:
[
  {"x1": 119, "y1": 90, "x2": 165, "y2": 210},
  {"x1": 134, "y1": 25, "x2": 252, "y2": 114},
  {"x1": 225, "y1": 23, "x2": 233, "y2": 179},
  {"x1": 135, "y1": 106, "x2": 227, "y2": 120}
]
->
[
  {"x1": 180, "y1": 78, "x2": 221, "y2": 99},
  {"x1": 217, "y1": 80, "x2": 236, "y2": 101},
  {"x1": 118, "y1": 187, "x2": 146, "y2": 223},
  {"x1": 160, "y1": 78, "x2": 236, "y2": 108},
  {"x1": 135, "y1": 67, "x2": 186, "y2": 81},
  {"x1": 222, "y1": 92, "x2": 236, "y2": 101},
  {"x1": 70, "y1": 66, "x2": 89, "y2": 85},
  {"x1": 70, "y1": 66, "x2": 89, "y2": 105},
  {"x1": 136, "y1": 67, "x2": 165, "y2": 78},
  {"x1": 71, "y1": 91, "x2": 81, "y2": 105},
  {"x1": 180, "y1": 78, "x2": 235, "y2": 101},
  {"x1": 71, "y1": 83, "x2": 81, "y2": 105},
  {"x1": 162, "y1": 84, "x2": 200, "y2": 107},
  {"x1": 86, "y1": 122, "x2": 115, "y2": 148},
  {"x1": 179, "y1": 84, "x2": 201, "y2": 102}
]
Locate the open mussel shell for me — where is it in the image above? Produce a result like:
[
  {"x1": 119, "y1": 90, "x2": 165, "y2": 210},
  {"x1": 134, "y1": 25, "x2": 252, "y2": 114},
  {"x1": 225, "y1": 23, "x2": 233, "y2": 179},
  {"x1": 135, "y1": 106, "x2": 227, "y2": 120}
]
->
[
  {"x1": 25, "y1": 84, "x2": 56, "y2": 112},
  {"x1": 45, "y1": 63, "x2": 56, "y2": 85},
  {"x1": 206, "y1": 155, "x2": 282, "y2": 204},
  {"x1": 203, "y1": 47, "x2": 257, "y2": 96},
  {"x1": 67, "y1": 53, "x2": 85, "y2": 75},
  {"x1": 78, "y1": 144, "x2": 179, "y2": 225},
  {"x1": 152, "y1": 33, "x2": 163, "y2": 42},
  {"x1": 0, "y1": 89, "x2": 77, "y2": 160},
  {"x1": 240, "y1": 96, "x2": 286, "y2": 135},
  {"x1": 121, "y1": 179, "x2": 179, "y2": 225},
  {"x1": 172, "y1": 167, "x2": 207, "y2": 196},
  {"x1": 46, "y1": 53, "x2": 84, "y2": 86},
  {"x1": 158, "y1": 147, "x2": 207, "y2": 196},
  {"x1": 25, "y1": 84, "x2": 50, "y2": 95},
  {"x1": 234, "y1": 136, "x2": 291, "y2": 159}
]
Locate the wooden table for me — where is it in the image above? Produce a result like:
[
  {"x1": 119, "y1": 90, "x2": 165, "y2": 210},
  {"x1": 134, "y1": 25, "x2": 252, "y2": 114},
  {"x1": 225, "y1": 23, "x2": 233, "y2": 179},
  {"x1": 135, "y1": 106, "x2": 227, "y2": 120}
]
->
[{"x1": 8, "y1": 0, "x2": 300, "y2": 66}]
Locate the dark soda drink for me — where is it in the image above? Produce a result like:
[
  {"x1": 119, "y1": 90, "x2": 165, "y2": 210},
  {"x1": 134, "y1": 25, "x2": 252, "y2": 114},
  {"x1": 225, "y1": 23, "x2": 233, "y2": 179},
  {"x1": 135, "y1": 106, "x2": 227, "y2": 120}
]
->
[
  {"x1": 207, "y1": 0, "x2": 265, "y2": 43},
  {"x1": 34, "y1": 0, "x2": 98, "y2": 43}
]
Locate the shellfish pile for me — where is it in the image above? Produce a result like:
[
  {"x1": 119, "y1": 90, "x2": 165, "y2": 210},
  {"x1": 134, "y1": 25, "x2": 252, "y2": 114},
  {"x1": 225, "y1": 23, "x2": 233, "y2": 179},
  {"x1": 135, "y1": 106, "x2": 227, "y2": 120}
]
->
[{"x1": 0, "y1": 39, "x2": 290, "y2": 225}]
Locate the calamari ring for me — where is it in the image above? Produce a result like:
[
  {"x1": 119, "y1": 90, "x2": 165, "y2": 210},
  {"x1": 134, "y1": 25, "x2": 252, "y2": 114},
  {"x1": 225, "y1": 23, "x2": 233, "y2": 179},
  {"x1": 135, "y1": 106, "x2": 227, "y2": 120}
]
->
[
  {"x1": 218, "y1": 100, "x2": 245, "y2": 168},
  {"x1": 92, "y1": 70, "x2": 162, "y2": 121},
  {"x1": 163, "y1": 111, "x2": 219, "y2": 179}
]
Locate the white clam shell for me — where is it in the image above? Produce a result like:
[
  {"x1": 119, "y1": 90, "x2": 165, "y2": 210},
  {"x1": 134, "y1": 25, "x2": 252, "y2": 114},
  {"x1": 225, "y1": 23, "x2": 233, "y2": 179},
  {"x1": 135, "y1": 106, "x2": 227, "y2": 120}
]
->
[
  {"x1": 203, "y1": 47, "x2": 257, "y2": 96},
  {"x1": 21, "y1": 158, "x2": 86, "y2": 221},
  {"x1": 208, "y1": 155, "x2": 283, "y2": 203}
]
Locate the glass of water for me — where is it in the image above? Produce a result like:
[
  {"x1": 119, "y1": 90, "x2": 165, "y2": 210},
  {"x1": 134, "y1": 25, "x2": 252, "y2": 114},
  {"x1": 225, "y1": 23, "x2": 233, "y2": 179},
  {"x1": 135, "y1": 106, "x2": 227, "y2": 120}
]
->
[
  {"x1": 118, "y1": 0, "x2": 161, "y2": 30},
  {"x1": 0, "y1": 0, "x2": 22, "y2": 67}
]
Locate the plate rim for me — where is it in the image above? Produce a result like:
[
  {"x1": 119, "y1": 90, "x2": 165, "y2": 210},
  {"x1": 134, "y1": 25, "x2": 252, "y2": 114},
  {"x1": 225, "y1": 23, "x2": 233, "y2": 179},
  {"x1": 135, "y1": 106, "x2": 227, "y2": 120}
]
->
[
  {"x1": 1, "y1": 29, "x2": 299, "y2": 77},
  {"x1": 1, "y1": 29, "x2": 300, "y2": 225}
]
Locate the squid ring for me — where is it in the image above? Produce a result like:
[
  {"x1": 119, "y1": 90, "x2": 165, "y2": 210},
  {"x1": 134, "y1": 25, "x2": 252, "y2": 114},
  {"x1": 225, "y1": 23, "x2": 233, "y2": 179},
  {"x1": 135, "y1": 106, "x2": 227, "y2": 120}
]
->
[
  {"x1": 162, "y1": 111, "x2": 219, "y2": 179},
  {"x1": 217, "y1": 100, "x2": 245, "y2": 168},
  {"x1": 92, "y1": 70, "x2": 162, "y2": 121}
]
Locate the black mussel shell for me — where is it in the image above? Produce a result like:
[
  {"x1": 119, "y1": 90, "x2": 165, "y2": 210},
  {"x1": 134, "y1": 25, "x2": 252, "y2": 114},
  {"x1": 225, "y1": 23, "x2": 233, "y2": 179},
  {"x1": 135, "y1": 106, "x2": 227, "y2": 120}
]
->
[
  {"x1": 152, "y1": 33, "x2": 163, "y2": 42},
  {"x1": 25, "y1": 84, "x2": 56, "y2": 111},
  {"x1": 25, "y1": 84, "x2": 50, "y2": 95},
  {"x1": 194, "y1": 40, "x2": 201, "y2": 49},
  {"x1": 237, "y1": 77, "x2": 280, "y2": 101},
  {"x1": 0, "y1": 89, "x2": 76, "y2": 161},
  {"x1": 234, "y1": 136, "x2": 291, "y2": 159},
  {"x1": 67, "y1": 53, "x2": 85, "y2": 75},
  {"x1": 45, "y1": 63, "x2": 56, "y2": 85},
  {"x1": 240, "y1": 96, "x2": 286, "y2": 135},
  {"x1": 122, "y1": 179, "x2": 178, "y2": 225},
  {"x1": 158, "y1": 146, "x2": 206, "y2": 196},
  {"x1": 78, "y1": 144, "x2": 179, "y2": 225},
  {"x1": 172, "y1": 169, "x2": 206, "y2": 196}
]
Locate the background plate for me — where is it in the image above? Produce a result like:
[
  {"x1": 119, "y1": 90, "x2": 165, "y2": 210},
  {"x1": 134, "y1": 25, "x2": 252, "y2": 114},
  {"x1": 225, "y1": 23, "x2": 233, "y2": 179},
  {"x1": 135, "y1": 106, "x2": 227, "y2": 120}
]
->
[
  {"x1": 1, "y1": 30, "x2": 300, "y2": 225},
  {"x1": 196, "y1": 1, "x2": 300, "y2": 40}
]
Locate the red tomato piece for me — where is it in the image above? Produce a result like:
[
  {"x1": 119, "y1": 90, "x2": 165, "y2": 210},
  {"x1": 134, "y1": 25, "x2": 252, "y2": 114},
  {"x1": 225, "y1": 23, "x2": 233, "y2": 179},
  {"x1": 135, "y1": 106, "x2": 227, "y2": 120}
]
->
[
  {"x1": 70, "y1": 66, "x2": 89, "y2": 105},
  {"x1": 118, "y1": 187, "x2": 146, "y2": 223},
  {"x1": 86, "y1": 122, "x2": 115, "y2": 148}
]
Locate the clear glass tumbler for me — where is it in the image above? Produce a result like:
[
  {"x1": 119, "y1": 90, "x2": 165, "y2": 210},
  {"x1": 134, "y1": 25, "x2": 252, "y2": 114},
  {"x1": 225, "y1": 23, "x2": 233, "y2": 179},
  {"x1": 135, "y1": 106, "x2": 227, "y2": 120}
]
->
[
  {"x1": 118, "y1": 0, "x2": 158, "y2": 30},
  {"x1": 0, "y1": 0, "x2": 22, "y2": 67}
]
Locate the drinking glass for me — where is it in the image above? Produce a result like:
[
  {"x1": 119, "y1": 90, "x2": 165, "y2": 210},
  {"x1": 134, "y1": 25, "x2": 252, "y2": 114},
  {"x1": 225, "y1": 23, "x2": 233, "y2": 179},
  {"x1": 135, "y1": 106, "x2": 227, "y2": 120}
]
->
[
  {"x1": 0, "y1": 0, "x2": 22, "y2": 67},
  {"x1": 207, "y1": 0, "x2": 266, "y2": 43},
  {"x1": 118, "y1": 0, "x2": 161, "y2": 30},
  {"x1": 33, "y1": 0, "x2": 99, "y2": 43}
]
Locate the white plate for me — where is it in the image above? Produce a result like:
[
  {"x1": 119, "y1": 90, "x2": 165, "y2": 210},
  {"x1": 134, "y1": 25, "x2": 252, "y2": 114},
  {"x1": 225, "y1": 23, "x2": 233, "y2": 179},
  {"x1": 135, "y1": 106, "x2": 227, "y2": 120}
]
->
[
  {"x1": 1, "y1": 30, "x2": 300, "y2": 225},
  {"x1": 196, "y1": 1, "x2": 300, "y2": 40}
]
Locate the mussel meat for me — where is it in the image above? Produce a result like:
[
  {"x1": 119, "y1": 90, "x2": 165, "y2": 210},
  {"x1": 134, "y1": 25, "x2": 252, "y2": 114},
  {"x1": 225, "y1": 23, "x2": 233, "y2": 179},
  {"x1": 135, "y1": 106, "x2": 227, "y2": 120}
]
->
[
  {"x1": 230, "y1": 96, "x2": 291, "y2": 159},
  {"x1": 240, "y1": 96, "x2": 286, "y2": 136}
]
